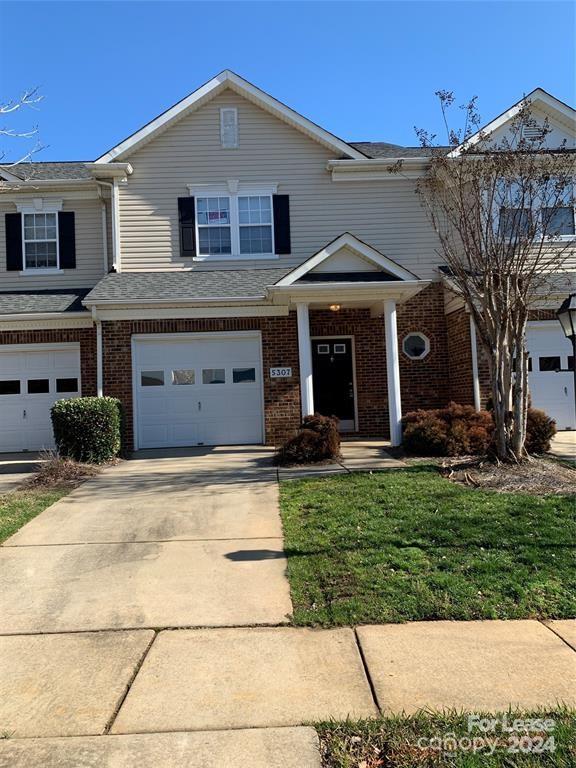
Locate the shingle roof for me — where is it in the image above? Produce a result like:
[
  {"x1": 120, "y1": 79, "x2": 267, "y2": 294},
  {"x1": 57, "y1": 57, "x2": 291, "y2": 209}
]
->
[
  {"x1": 0, "y1": 289, "x2": 90, "y2": 315},
  {"x1": 0, "y1": 162, "x2": 93, "y2": 180},
  {"x1": 349, "y1": 142, "x2": 449, "y2": 158},
  {"x1": 84, "y1": 268, "x2": 292, "y2": 303}
]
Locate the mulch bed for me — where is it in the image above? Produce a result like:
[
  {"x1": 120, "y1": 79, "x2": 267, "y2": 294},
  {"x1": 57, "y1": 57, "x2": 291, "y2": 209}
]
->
[{"x1": 439, "y1": 456, "x2": 576, "y2": 495}]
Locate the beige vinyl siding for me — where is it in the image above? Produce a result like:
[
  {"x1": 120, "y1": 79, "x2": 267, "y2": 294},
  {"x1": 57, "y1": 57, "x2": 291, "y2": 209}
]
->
[
  {"x1": 118, "y1": 90, "x2": 442, "y2": 280},
  {"x1": 0, "y1": 196, "x2": 106, "y2": 290}
]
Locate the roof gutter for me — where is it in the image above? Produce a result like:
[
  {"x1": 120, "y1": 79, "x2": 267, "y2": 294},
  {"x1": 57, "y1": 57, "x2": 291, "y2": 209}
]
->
[
  {"x1": 0, "y1": 311, "x2": 89, "y2": 322},
  {"x1": 327, "y1": 157, "x2": 430, "y2": 181},
  {"x1": 83, "y1": 294, "x2": 267, "y2": 308}
]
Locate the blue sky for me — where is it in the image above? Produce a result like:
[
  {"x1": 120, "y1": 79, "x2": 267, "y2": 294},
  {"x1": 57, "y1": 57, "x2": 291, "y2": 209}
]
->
[{"x1": 1, "y1": 1, "x2": 574, "y2": 161}]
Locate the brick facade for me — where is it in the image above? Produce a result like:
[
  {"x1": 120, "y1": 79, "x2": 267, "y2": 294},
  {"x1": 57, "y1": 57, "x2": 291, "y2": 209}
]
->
[
  {"x1": 445, "y1": 308, "x2": 475, "y2": 406},
  {"x1": 0, "y1": 327, "x2": 97, "y2": 397},
  {"x1": 101, "y1": 316, "x2": 301, "y2": 449},
  {"x1": 397, "y1": 283, "x2": 451, "y2": 413}
]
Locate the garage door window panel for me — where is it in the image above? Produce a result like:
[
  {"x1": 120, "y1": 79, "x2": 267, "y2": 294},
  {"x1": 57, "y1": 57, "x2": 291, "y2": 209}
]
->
[
  {"x1": 27, "y1": 379, "x2": 50, "y2": 394},
  {"x1": 202, "y1": 368, "x2": 226, "y2": 385},
  {"x1": 0, "y1": 380, "x2": 21, "y2": 395},
  {"x1": 172, "y1": 369, "x2": 195, "y2": 385},
  {"x1": 538, "y1": 356, "x2": 561, "y2": 372},
  {"x1": 233, "y1": 367, "x2": 256, "y2": 383},
  {"x1": 141, "y1": 371, "x2": 165, "y2": 387},
  {"x1": 56, "y1": 378, "x2": 79, "y2": 393}
]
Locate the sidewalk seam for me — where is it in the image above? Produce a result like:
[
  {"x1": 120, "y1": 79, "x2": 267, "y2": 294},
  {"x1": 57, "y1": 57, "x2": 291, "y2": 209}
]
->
[
  {"x1": 353, "y1": 627, "x2": 382, "y2": 714},
  {"x1": 103, "y1": 630, "x2": 157, "y2": 735},
  {"x1": 538, "y1": 619, "x2": 576, "y2": 653}
]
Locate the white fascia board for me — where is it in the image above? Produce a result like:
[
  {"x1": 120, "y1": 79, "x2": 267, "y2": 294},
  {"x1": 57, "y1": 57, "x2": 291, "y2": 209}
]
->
[
  {"x1": 0, "y1": 314, "x2": 93, "y2": 331},
  {"x1": 328, "y1": 157, "x2": 429, "y2": 181},
  {"x1": 276, "y1": 232, "x2": 419, "y2": 286},
  {"x1": 86, "y1": 162, "x2": 133, "y2": 178},
  {"x1": 0, "y1": 178, "x2": 96, "y2": 189},
  {"x1": 95, "y1": 70, "x2": 366, "y2": 163},
  {"x1": 448, "y1": 88, "x2": 576, "y2": 158},
  {"x1": 268, "y1": 279, "x2": 429, "y2": 304}
]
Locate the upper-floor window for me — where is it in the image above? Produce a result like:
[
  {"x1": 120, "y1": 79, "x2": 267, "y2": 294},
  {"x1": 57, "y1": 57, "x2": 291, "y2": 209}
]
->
[
  {"x1": 23, "y1": 212, "x2": 58, "y2": 269},
  {"x1": 543, "y1": 206, "x2": 575, "y2": 237},
  {"x1": 195, "y1": 192, "x2": 274, "y2": 257},
  {"x1": 498, "y1": 205, "x2": 575, "y2": 240}
]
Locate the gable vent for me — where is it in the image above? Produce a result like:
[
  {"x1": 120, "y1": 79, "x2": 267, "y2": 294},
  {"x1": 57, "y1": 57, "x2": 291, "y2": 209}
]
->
[
  {"x1": 220, "y1": 107, "x2": 238, "y2": 148},
  {"x1": 522, "y1": 124, "x2": 545, "y2": 141}
]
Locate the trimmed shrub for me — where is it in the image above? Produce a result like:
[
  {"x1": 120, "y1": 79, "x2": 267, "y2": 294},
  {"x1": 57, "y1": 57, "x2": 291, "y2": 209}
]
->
[
  {"x1": 526, "y1": 408, "x2": 557, "y2": 454},
  {"x1": 274, "y1": 414, "x2": 341, "y2": 466},
  {"x1": 402, "y1": 402, "x2": 494, "y2": 457},
  {"x1": 403, "y1": 401, "x2": 557, "y2": 457},
  {"x1": 51, "y1": 397, "x2": 122, "y2": 464}
]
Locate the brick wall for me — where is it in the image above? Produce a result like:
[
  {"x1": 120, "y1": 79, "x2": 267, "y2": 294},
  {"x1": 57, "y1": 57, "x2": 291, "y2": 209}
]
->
[
  {"x1": 445, "y1": 308, "x2": 475, "y2": 406},
  {"x1": 101, "y1": 316, "x2": 301, "y2": 449},
  {"x1": 397, "y1": 283, "x2": 451, "y2": 413},
  {"x1": 0, "y1": 327, "x2": 97, "y2": 397}
]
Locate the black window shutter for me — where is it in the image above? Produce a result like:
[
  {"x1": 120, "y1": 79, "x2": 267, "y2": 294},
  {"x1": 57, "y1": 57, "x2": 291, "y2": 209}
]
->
[
  {"x1": 273, "y1": 195, "x2": 291, "y2": 254},
  {"x1": 178, "y1": 197, "x2": 196, "y2": 257},
  {"x1": 58, "y1": 212, "x2": 76, "y2": 269},
  {"x1": 5, "y1": 213, "x2": 23, "y2": 271}
]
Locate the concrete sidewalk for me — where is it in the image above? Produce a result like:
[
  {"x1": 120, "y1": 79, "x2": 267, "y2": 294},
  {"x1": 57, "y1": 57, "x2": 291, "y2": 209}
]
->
[{"x1": 0, "y1": 452, "x2": 44, "y2": 495}]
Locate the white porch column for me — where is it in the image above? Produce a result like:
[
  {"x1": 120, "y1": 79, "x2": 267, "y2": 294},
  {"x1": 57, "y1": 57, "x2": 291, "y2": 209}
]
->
[
  {"x1": 384, "y1": 298, "x2": 403, "y2": 446},
  {"x1": 296, "y1": 302, "x2": 314, "y2": 417},
  {"x1": 469, "y1": 314, "x2": 481, "y2": 411}
]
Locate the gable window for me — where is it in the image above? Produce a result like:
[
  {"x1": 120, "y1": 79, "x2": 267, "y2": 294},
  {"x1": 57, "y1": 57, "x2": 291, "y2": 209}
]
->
[
  {"x1": 23, "y1": 212, "x2": 58, "y2": 269},
  {"x1": 220, "y1": 107, "x2": 238, "y2": 148}
]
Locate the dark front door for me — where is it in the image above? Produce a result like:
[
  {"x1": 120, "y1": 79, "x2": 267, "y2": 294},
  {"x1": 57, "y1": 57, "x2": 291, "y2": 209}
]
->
[{"x1": 312, "y1": 338, "x2": 355, "y2": 430}]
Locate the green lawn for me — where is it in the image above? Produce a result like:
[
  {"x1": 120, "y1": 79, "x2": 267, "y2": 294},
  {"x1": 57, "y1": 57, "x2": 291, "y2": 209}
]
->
[
  {"x1": 280, "y1": 466, "x2": 576, "y2": 625},
  {"x1": 0, "y1": 487, "x2": 70, "y2": 544},
  {"x1": 316, "y1": 709, "x2": 576, "y2": 767}
]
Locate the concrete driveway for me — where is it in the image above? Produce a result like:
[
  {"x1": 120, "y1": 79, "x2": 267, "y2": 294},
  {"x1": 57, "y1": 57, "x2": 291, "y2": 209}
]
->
[
  {"x1": 0, "y1": 452, "x2": 43, "y2": 494},
  {"x1": 0, "y1": 446, "x2": 292, "y2": 633}
]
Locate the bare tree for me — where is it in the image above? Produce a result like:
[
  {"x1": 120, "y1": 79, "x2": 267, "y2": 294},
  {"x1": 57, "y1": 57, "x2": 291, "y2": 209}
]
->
[
  {"x1": 0, "y1": 88, "x2": 44, "y2": 174},
  {"x1": 412, "y1": 93, "x2": 575, "y2": 461}
]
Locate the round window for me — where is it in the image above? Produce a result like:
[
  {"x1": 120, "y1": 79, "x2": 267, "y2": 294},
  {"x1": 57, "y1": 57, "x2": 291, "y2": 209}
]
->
[{"x1": 403, "y1": 333, "x2": 430, "y2": 360}]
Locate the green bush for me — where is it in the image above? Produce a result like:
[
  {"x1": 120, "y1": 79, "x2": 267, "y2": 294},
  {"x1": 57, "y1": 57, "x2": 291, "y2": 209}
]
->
[
  {"x1": 274, "y1": 414, "x2": 341, "y2": 466},
  {"x1": 51, "y1": 397, "x2": 122, "y2": 464}
]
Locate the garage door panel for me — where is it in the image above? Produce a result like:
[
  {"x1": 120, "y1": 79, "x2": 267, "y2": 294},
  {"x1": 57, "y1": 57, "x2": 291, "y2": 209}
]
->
[
  {"x1": 134, "y1": 335, "x2": 264, "y2": 449},
  {"x1": 527, "y1": 323, "x2": 574, "y2": 430},
  {"x1": 0, "y1": 346, "x2": 81, "y2": 452}
]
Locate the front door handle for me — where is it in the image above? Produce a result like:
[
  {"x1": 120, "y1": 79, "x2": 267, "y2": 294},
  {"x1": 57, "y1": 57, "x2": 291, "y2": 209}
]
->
[{"x1": 198, "y1": 401, "x2": 202, "y2": 411}]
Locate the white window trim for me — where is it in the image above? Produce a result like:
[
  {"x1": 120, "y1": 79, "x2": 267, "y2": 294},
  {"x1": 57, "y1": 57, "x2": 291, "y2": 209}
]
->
[
  {"x1": 402, "y1": 332, "x2": 431, "y2": 360},
  {"x1": 16, "y1": 200, "x2": 64, "y2": 272},
  {"x1": 187, "y1": 182, "x2": 278, "y2": 261}
]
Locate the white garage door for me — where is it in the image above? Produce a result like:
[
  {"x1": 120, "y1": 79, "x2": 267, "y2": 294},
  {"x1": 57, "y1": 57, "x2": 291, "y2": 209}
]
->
[
  {"x1": 527, "y1": 322, "x2": 575, "y2": 430},
  {"x1": 133, "y1": 333, "x2": 264, "y2": 449},
  {"x1": 0, "y1": 344, "x2": 81, "y2": 452}
]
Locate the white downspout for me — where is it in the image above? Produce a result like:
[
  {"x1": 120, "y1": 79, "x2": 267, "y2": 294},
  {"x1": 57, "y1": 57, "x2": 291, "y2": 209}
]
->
[
  {"x1": 92, "y1": 306, "x2": 103, "y2": 398},
  {"x1": 100, "y1": 198, "x2": 108, "y2": 273},
  {"x1": 469, "y1": 314, "x2": 481, "y2": 411},
  {"x1": 95, "y1": 179, "x2": 121, "y2": 272}
]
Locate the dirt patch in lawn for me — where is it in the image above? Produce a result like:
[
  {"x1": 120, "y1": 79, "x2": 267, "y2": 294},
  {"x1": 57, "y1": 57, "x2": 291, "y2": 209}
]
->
[{"x1": 440, "y1": 456, "x2": 576, "y2": 495}]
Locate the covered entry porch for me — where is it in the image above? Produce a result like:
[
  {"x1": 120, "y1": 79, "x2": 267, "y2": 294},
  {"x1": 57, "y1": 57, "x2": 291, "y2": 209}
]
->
[{"x1": 268, "y1": 234, "x2": 429, "y2": 446}]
